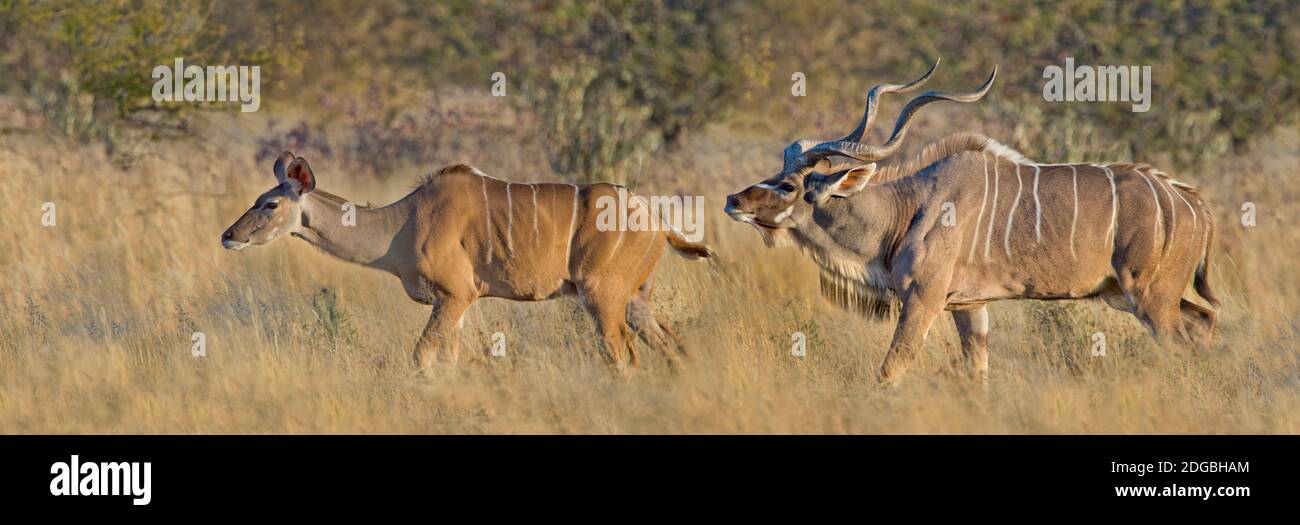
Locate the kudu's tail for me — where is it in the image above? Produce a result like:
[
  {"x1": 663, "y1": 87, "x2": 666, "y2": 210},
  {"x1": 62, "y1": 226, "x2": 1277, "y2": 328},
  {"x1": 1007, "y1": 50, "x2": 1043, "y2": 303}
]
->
[{"x1": 664, "y1": 229, "x2": 714, "y2": 260}]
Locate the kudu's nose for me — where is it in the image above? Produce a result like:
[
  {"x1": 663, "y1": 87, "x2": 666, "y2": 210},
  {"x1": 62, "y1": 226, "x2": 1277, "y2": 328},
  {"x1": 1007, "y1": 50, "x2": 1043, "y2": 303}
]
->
[
  {"x1": 221, "y1": 229, "x2": 243, "y2": 249},
  {"x1": 724, "y1": 194, "x2": 740, "y2": 213}
]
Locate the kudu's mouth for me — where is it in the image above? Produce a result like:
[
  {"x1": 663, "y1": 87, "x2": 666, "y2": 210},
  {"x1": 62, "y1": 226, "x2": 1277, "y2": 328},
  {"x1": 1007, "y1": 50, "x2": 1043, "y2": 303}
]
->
[
  {"x1": 725, "y1": 209, "x2": 780, "y2": 229},
  {"x1": 221, "y1": 237, "x2": 249, "y2": 250},
  {"x1": 723, "y1": 196, "x2": 776, "y2": 228},
  {"x1": 220, "y1": 216, "x2": 273, "y2": 250},
  {"x1": 221, "y1": 229, "x2": 250, "y2": 250}
]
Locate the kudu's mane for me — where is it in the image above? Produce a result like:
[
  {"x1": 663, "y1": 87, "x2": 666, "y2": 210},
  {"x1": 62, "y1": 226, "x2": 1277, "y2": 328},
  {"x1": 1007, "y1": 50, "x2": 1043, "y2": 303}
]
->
[
  {"x1": 870, "y1": 133, "x2": 1202, "y2": 195},
  {"x1": 391, "y1": 163, "x2": 492, "y2": 205},
  {"x1": 421, "y1": 163, "x2": 481, "y2": 185},
  {"x1": 869, "y1": 132, "x2": 1031, "y2": 182},
  {"x1": 302, "y1": 164, "x2": 486, "y2": 213}
]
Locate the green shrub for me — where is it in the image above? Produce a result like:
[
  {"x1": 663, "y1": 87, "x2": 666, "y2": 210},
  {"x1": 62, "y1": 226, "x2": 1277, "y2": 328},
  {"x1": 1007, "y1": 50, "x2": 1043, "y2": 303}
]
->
[{"x1": 306, "y1": 287, "x2": 358, "y2": 353}]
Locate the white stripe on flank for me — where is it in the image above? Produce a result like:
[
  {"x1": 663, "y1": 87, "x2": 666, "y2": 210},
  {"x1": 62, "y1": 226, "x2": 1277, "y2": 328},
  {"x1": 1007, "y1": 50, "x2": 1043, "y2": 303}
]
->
[
  {"x1": 1102, "y1": 165, "x2": 1118, "y2": 249},
  {"x1": 1201, "y1": 225, "x2": 1209, "y2": 267},
  {"x1": 633, "y1": 229, "x2": 659, "y2": 272},
  {"x1": 1032, "y1": 165, "x2": 1042, "y2": 244},
  {"x1": 1155, "y1": 174, "x2": 1177, "y2": 234},
  {"x1": 481, "y1": 176, "x2": 493, "y2": 262},
  {"x1": 609, "y1": 230, "x2": 625, "y2": 260},
  {"x1": 1069, "y1": 165, "x2": 1079, "y2": 259},
  {"x1": 564, "y1": 184, "x2": 579, "y2": 265},
  {"x1": 1140, "y1": 171, "x2": 1164, "y2": 248},
  {"x1": 1003, "y1": 163, "x2": 1023, "y2": 257},
  {"x1": 530, "y1": 185, "x2": 540, "y2": 240},
  {"x1": 1164, "y1": 176, "x2": 1190, "y2": 227},
  {"x1": 984, "y1": 157, "x2": 1000, "y2": 260},
  {"x1": 968, "y1": 152, "x2": 989, "y2": 263},
  {"x1": 505, "y1": 183, "x2": 514, "y2": 254},
  {"x1": 608, "y1": 191, "x2": 626, "y2": 262},
  {"x1": 1171, "y1": 180, "x2": 1197, "y2": 226}
]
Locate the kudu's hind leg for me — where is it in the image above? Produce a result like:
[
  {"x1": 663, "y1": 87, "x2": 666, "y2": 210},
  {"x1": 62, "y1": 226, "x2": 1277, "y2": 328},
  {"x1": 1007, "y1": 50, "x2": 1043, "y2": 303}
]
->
[
  {"x1": 578, "y1": 284, "x2": 637, "y2": 375},
  {"x1": 627, "y1": 277, "x2": 687, "y2": 367},
  {"x1": 1136, "y1": 299, "x2": 1187, "y2": 347},
  {"x1": 413, "y1": 295, "x2": 475, "y2": 371},
  {"x1": 1113, "y1": 240, "x2": 1204, "y2": 347},
  {"x1": 950, "y1": 306, "x2": 990, "y2": 384},
  {"x1": 1119, "y1": 277, "x2": 1186, "y2": 347},
  {"x1": 1178, "y1": 299, "x2": 1216, "y2": 344}
]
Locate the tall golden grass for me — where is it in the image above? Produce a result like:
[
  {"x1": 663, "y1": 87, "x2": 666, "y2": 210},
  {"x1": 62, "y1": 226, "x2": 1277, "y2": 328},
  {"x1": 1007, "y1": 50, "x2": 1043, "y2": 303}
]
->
[{"x1": 1, "y1": 98, "x2": 1296, "y2": 434}]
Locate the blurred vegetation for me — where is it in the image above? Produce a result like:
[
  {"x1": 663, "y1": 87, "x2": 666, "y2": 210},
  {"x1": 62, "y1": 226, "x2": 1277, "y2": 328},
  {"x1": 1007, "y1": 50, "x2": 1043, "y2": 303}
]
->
[
  {"x1": 288, "y1": 0, "x2": 763, "y2": 182},
  {"x1": 2, "y1": 0, "x2": 1296, "y2": 175},
  {"x1": 0, "y1": 0, "x2": 302, "y2": 145},
  {"x1": 744, "y1": 0, "x2": 1299, "y2": 167}
]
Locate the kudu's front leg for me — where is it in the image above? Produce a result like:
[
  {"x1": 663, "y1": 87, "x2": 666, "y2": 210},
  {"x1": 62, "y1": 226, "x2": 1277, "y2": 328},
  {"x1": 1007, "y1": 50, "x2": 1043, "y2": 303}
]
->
[{"x1": 879, "y1": 282, "x2": 949, "y2": 386}]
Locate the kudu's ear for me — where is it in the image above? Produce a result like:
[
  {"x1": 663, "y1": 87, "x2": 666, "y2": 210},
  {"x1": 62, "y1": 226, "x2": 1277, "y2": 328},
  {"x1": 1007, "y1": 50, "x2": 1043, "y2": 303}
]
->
[
  {"x1": 806, "y1": 163, "x2": 877, "y2": 204},
  {"x1": 273, "y1": 151, "x2": 295, "y2": 184},
  {"x1": 284, "y1": 156, "x2": 317, "y2": 195}
]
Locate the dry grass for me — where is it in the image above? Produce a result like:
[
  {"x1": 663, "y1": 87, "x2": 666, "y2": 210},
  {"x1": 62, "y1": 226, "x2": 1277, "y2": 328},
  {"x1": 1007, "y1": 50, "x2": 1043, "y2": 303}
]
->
[{"x1": 1, "y1": 104, "x2": 1297, "y2": 434}]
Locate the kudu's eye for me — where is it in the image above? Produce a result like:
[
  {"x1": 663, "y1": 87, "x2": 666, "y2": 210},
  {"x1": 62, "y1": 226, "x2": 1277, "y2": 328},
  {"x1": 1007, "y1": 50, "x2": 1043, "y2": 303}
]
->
[
  {"x1": 264, "y1": 201, "x2": 279, "y2": 210},
  {"x1": 779, "y1": 183, "x2": 797, "y2": 193}
]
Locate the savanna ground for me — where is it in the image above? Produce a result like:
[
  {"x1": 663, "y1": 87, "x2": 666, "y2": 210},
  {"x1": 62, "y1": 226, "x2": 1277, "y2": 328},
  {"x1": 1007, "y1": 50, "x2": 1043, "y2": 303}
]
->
[
  {"x1": 1, "y1": 1, "x2": 1298, "y2": 434},
  {"x1": 1, "y1": 96, "x2": 1297, "y2": 434}
]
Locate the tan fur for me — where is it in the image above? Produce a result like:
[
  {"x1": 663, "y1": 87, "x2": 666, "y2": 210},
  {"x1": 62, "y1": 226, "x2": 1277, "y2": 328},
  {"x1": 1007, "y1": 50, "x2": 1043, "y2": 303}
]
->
[{"x1": 222, "y1": 153, "x2": 712, "y2": 373}]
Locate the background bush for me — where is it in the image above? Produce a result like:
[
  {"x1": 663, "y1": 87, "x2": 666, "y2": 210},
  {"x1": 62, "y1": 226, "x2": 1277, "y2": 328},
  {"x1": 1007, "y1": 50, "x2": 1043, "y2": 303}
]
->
[
  {"x1": 0, "y1": 0, "x2": 302, "y2": 145},
  {"x1": 2, "y1": 0, "x2": 1296, "y2": 174}
]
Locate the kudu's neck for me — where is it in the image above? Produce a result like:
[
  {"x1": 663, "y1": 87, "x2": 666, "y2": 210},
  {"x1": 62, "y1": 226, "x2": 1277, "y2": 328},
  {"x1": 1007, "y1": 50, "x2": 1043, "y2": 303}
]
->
[
  {"x1": 799, "y1": 177, "x2": 920, "y2": 266},
  {"x1": 294, "y1": 190, "x2": 411, "y2": 275}
]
